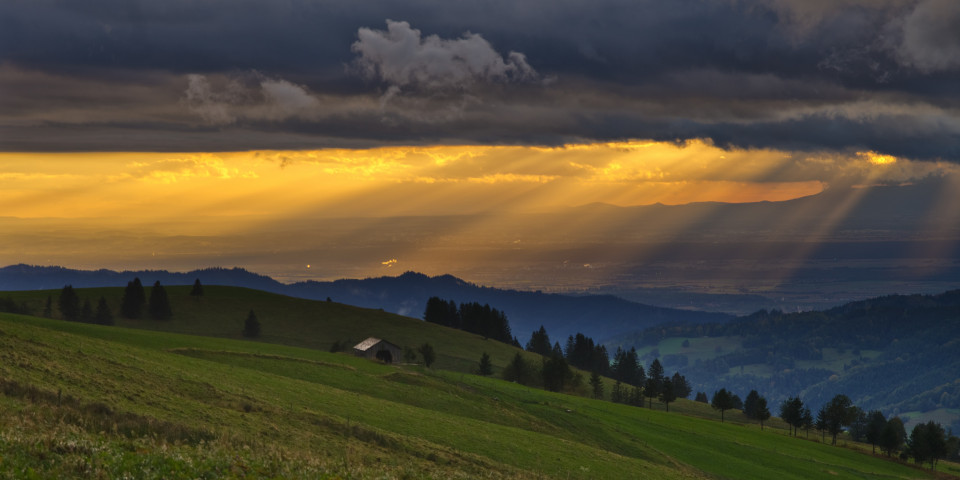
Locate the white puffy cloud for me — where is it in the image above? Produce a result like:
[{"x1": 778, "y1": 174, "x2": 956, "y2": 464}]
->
[{"x1": 351, "y1": 20, "x2": 539, "y2": 91}]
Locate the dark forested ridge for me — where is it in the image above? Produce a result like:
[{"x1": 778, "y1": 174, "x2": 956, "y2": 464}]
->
[
  {"x1": 0, "y1": 264, "x2": 732, "y2": 342},
  {"x1": 609, "y1": 290, "x2": 960, "y2": 432},
  {"x1": 287, "y1": 272, "x2": 733, "y2": 341}
]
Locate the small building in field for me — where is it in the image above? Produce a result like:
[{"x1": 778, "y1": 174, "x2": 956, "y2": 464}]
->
[{"x1": 353, "y1": 337, "x2": 403, "y2": 364}]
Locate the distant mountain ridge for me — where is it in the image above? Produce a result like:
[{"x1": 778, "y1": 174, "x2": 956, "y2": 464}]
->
[
  {"x1": 0, "y1": 264, "x2": 733, "y2": 341},
  {"x1": 0, "y1": 264, "x2": 283, "y2": 292}
]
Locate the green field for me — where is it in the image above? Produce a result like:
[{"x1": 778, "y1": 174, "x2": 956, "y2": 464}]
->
[{"x1": 0, "y1": 286, "x2": 956, "y2": 478}]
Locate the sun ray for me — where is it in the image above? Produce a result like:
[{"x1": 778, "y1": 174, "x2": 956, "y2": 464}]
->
[{"x1": 2, "y1": 141, "x2": 956, "y2": 286}]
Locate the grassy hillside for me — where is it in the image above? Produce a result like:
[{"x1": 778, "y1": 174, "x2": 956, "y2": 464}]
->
[
  {"x1": 2, "y1": 303, "x2": 957, "y2": 477},
  {"x1": 4, "y1": 285, "x2": 542, "y2": 374}
]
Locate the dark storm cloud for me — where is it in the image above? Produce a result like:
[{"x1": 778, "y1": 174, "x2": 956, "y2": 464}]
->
[{"x1": 1, "y1": 0, "x2": 959, "y2": 160}]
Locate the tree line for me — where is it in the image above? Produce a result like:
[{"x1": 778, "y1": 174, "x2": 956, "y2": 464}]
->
[
  {"x1": 498, "y1": 325, "x2": 692, "y2": 412},
  {"x1": 705, "y1": 386, "x2": 959, "y2": 471},
  {"x1": 50, "y1": 278, "x2": 178, "y2": 324},
  {"x1": 45, "y1": 278, "x2": 250, "y2": 337},
  {"x1": 424, "y1": 297, "x2": 515, "y2": 344}
]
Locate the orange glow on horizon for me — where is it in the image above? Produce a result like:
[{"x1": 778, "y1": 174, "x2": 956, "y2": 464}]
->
[
  {"x1": 0, "y1": 141, "x2": 946, "y2": 226},
  {"x1": 3, "y1": 140, "x2": 959, "y2": 283}
]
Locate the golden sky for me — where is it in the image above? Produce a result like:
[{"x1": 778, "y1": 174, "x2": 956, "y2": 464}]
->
[
  {"x1": 3, "y1": 140, "x2": 942, "y2": 225},
  {"x1": 3, "y1": 139, "x2": 960, "y2": 293}
]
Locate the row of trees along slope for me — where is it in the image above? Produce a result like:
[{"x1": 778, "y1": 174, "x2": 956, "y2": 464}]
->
[
  {"x1": 424, "y1": 298, "x2": 959, "y2": 470},
  {"x1": 20, "y1": 278, "x2": 262, "y2": 339},
  {"x1": 515, "y1": 323, "x2": 693, "y2": 412},
  {"x1": 424, "y1": 298, "x2": 693, "y2": 408},
  {"x1": 56, "y1": 278, "x2": 178, "y2": 323},
  {"x1": 423, "y1": 297, "x2": 516, "y2": 344},
  {"x1": 775, "y1": 393, "x2": 958, "y2": 471},
  {"x1": 11, "y1": 278, "x2": 180, "y2": 325},
  {"x1": 701, "y1": 386, "x2": 958, "y2": 470}
]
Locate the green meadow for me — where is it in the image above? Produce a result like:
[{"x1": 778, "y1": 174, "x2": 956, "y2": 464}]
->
[{"x1": 0, "y1": 286, "x2": 955, "y2": 478}]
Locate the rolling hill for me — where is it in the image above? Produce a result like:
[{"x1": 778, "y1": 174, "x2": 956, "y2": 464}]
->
[
  {"x1": 0, "y1": 264, "x2": 733, "y2": 342},
  {"x1": 1, "y1": 285, "x2": 956, "y2": 478},
  {"x1": 0, "y1": 284, "x2": 535, "y2": 374},
  {"x1": 607, "y1": 290, "x2": 960, "y2": 433}
]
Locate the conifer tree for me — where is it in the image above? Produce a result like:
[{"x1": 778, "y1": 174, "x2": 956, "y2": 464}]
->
[
  {"x1": 743, "y1": 389, "x2": 761, "y2": 418},
  {"x1": 189, "y1": 278, "x2": 204, "y2": 297},
  {"x1": 551, "y1": 341, "x2": 563, "y2": 358},
  {"x1": 592, "y1": 344, "x2": 611, "y2": 376},
  {"x1": 243, "y1": 309, "x2": 260, "y2": 338},
  {"x1": 79, "y1": 299, "x2": 94, "y2": 323},
  {"x1": 478, "y1": 352, "x2": 493, "y2": 376},
  {"x1": 611, "y1": 347, "x2": 644, "y2": 386},
  {"x1": 95, "y1": 297, "x2": 113, "y2": 325},
  {"x1": 590, "y1": 371, "x2": 604, "y2": 399},
  {"x1": 58, "y1": 285, "x2": 81, "y2": 321},
  {"x1": 647, "y1": 358, "x2": 665, "y2": 392},
  {"x1": 542, "y1": 349, "x2": 572, "y2": 392},
  {"x1": 121, "y1": 278, "x2": 146, "y2": 319},
  {"x1": 148, "y1": 281, "x2": 172, "y2": 320},
  {"x1": 487, "y1": 307, "x2": 511, "y2": 343},
  {"x1": 42, "y1": 295, "x2": 52, "y2": 318},
  {"x1": 671, "y1": 372, "x2": 692, "y2": 399},
  {"x1": 503, "y1": 352, "x2": 530, "y2": 385},
  {"x1": 424, "y1": 297, "x2": 452, "y2": 325},
  {"x1": 446, "y1": 300, "x2": 460, "y2": 329},
  {"x1": 643, "y1": 377, "x2": 659, "y2": 408},
  {"x1": 525, "y1": 326, "x2": 552, "y2": 356}
]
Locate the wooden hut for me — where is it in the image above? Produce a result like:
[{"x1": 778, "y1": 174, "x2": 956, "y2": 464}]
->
[{"x1": 352, "y1": 337, "x2": 403, "y2": 364}]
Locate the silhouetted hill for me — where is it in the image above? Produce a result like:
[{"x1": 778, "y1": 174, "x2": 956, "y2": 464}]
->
[
  {"x1": 0, "y1": 265, "x2": 733, "y2": 341},
  {"x1": 285, "y1": 271, "x2": 733, "y2": 340},
  {"x1": 0, "y1": 264, "x2": 283, "y2": 292}
]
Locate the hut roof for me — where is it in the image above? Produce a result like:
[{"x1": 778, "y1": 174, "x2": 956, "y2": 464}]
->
[{"x1": 353, "y1": 337, "x2": 389, "y2": 352}]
